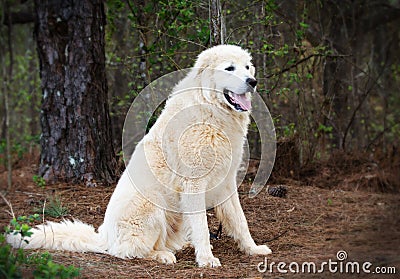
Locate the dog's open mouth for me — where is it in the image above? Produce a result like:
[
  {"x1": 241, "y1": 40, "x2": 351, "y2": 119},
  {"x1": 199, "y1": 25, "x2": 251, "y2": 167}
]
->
[{"x1": 224, "y1": 89, "x2": 251, "y2": 112}]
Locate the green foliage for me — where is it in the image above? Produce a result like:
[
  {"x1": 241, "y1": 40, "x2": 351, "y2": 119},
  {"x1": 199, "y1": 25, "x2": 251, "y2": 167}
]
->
[
  {"x1": 30, "y1": 252, "x2": 80, "y2": 279},
  {"x1": 0, "y1": 235, "x2": 25, "y2": 279},
  {"x1": 1, "y1": 0, "x2": 399, "y2": 172},
  {"x1": 105, "y1": 0, "x2": 210, "y2": 122},
  {"x1": 1, "y1": 215, "x2": 80, "y2": 278},
  {"x1": 0, "y1": 140, "x2": 26, "y2": 167},
  {"x1": 282, "y1": 123, "x2": 297, "y2": 138},
  {"x1": 36, "y1": 196, "x2": 69, "y2": 218},
  {"x1": 296, "y1": 5, "x2": 309, "y2": 41},
  {"x1": 316, "y1": 124, "x2": 333, "y2": 138},
  {"x1": 0, "y1": 25, "x2": 41, "y2": 155},
  {"x1": 0, "y1": 134, "x2": 40, "y2": 167},
  {"x1": 4, "y1": 215, "x2": 40, "y2": 243},
  {"x1": 33, "y1": 175, "x2": 46, "y2": 188}
]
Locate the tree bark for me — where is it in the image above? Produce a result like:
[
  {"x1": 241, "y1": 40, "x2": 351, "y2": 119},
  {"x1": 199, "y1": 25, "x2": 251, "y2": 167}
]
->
[
  {"x1": 210, "y1": 0, "x2": 225, "y2": 46},
  {"x1": 35, "y1": 0, "x2": 116, "y2": 185}
]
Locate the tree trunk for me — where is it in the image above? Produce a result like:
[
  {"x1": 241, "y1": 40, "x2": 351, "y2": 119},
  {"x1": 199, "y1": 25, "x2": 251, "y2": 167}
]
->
[
  {"x1": 3, "y1": 2, "x2": 14, "y2": 190},
  {"x1": 35, "y1": 0, "x2": 116, "y2": 185},
  {"x1": 321, "y1": 2, "x2": 353, "y2": 150},
  {"x1": 210, "y1": 0, "x2": 225, "y2": 46}
]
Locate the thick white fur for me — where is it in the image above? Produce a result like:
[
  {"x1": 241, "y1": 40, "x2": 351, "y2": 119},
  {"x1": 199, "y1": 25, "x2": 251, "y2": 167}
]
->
[{"x1": 7, "y1": 45, "x2": 272, "y2": 267}]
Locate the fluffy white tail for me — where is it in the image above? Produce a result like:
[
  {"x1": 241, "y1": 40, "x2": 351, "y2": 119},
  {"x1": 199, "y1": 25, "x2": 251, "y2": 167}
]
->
[{"x1": 6, "y1": 219, "x2": 106, "y2": 253}]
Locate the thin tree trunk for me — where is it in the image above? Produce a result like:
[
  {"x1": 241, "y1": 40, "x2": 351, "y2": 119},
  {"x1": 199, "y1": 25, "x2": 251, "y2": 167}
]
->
[
  {"x1": 4, "y1": 2, "x2": 13, "y2": 191},
  {"x1": 321, "y1": 2, "x2": 352, "y2": 150},
  {"x1": 35, "y1": 0, "x2": 116, "y2": 185},
  {"x1": 210, "y1": 0, "x2": 225, "y2": 46}
]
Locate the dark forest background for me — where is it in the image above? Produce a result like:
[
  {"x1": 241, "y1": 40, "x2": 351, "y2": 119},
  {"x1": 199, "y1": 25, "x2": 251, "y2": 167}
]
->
[{"x1": 1, "y1": 0, "x2": 399, "y2": 188}]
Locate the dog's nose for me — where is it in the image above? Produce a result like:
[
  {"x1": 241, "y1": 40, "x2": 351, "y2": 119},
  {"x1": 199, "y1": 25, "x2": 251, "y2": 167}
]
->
[{"x1": 246, "y1": 78, "x2": 257, "y2": 88}]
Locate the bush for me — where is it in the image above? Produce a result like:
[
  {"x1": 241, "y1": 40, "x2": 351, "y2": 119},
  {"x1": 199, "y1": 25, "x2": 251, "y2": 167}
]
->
[{"x1": 0, "y1": 215, "x2": 80, "y2": 278}]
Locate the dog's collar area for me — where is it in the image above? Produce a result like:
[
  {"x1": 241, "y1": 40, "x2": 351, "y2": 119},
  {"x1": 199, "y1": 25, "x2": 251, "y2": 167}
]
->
[{"x1": 223, "y1": 89, "x2": 251, "y2": 112}]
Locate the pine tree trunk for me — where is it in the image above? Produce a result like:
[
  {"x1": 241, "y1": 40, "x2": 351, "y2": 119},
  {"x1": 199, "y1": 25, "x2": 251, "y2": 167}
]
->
[{"x1": 35, "y1": 0, "x2": 116, "y2": 185}]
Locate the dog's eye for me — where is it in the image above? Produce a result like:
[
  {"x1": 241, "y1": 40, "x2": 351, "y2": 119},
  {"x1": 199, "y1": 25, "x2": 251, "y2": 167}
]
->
[
  {"x1": 246, "y1": 65, "x2": 250, "y2": 70},
  {"x1": 225, "y1": 66, "x2": 235, "y2": 71}
]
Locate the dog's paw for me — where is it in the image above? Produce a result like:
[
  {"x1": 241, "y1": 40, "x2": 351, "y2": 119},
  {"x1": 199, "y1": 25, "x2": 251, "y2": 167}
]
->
[
  {"x1": 248, "y1": 245, "x2": 272, "y2": 255},
  {"x1": 150, "y1": 251, "x2": 176, "y2": 264},
  {"x1": 197, "y1": 256, "x2": 221, "y2": 267}
]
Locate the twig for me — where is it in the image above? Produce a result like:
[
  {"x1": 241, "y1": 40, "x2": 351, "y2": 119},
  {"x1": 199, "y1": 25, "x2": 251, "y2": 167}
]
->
[
  {"x1": 312, "y1": 213, "x2": 324, "y2": 225},
  {"x1": 15, "y1": 190, "x2": 45, "y2": 196},
  {"x1": 0, "y1": 191, "x2": 15, "y2": 219},
  {"x1": 265, "y1": 230, "x2": 288, "y2": 243}
]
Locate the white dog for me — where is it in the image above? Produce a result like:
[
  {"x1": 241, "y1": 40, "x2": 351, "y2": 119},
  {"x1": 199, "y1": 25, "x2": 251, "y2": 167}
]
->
[{"x1": 7, "y1": 45, "x2": 272, "y2": 267}]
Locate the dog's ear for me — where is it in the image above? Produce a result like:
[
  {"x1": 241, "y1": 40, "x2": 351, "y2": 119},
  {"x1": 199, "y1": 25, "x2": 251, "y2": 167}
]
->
[
  {"x1": 199, "y1": 66, "x2": 216, "y2": 103},
  {"x1": 200, "y1": 67, "x2": 214, "y2": 88},
  {"x1": 194, "y1": 66, "x2": 206, "y2": 77},
  {"x1": 193, "y1": 56, "x2": 214, "y2": 89},
  {"x1": 193, "y1": 52, "x2": 213, "y2": 76},
  {"x1": 192, "y1": 53, "x2": 216, "y2": 99}
]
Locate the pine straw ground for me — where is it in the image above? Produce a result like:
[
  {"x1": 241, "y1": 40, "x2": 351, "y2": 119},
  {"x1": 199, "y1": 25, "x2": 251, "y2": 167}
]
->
[{"x1": 0, "y1": 152, "x2": 399, "y2": 278}]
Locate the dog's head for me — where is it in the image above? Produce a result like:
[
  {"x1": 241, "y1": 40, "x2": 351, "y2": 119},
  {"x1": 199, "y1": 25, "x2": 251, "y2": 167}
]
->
[{"x1": 194, "y1": 45, "x2": 256, "y2": 113}]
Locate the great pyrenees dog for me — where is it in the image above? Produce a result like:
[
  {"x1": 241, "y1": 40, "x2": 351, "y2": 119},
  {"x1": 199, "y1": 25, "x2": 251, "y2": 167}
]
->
[{"x1": 7, "y1": 45, "x2": 272, "y2": 267}]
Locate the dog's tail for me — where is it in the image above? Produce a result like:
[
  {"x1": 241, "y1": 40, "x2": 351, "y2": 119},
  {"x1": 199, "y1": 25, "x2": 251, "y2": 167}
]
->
[{"x1": 6, "y1": 219, "x2": 107, "y2": 253}]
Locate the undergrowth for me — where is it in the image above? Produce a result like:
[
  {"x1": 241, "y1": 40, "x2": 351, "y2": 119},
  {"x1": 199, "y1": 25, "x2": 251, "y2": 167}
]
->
[
  {"x1": 36, "y1": 195, "x2": 69, "y2": 218},
  {"x1": 0, "y1": 213, "x2": 80, "y2": 278}
]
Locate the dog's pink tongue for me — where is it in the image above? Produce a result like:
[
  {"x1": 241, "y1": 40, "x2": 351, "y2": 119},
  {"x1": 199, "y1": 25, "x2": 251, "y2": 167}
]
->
[{"x1": 233, "y1": 93, "x2": 252, "y2": 111}]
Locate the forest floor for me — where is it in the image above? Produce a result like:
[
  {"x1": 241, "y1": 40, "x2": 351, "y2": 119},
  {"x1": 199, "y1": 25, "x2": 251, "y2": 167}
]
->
[{"x1": 0, "y1": 152, "x2": 399, "y2": 278}]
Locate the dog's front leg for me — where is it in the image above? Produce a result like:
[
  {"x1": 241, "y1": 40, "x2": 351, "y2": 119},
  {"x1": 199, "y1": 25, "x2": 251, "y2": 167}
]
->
[
  {"x1": 181, "y1": 191, "x2": 221, "y2": 267},
  {"x1": 215, "y1": 190, "x2": 272, "y2": 256}
]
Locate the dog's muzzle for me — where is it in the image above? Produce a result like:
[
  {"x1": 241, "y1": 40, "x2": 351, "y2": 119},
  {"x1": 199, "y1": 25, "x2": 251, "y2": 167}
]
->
[
  {"x1": 223, "y1": 78, "x2": 256, "y2": 112},
  {"x1": 224, "y1": 89, "x2": 252, "y2": 112}
]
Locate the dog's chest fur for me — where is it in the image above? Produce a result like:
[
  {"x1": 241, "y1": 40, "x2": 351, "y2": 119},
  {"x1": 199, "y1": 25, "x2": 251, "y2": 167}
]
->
[{"x1": 145, "y1": 90, "x2": 249, "y2": 193}]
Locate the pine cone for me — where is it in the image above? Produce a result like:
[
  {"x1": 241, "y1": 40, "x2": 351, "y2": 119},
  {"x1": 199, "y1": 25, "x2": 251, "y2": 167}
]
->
[{"x1": 268, "y1": 185, "x2": 287, "y2": 198}]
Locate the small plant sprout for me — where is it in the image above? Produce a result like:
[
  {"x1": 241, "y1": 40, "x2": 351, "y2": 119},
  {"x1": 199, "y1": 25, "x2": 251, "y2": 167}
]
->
[{"x1": 33, "y1": 175, "x2": 46, "y2": 188}]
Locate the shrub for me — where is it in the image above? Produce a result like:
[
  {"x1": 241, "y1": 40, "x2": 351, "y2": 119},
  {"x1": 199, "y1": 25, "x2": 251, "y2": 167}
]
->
[{"x1": 0, "y1": 214, "x2": 80, "y2": 278}]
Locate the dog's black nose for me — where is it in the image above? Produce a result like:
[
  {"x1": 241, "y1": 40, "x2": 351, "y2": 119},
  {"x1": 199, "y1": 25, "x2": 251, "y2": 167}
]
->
[{"x1": 246, "y1": 78, "x2": 257, "y2": 88}]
